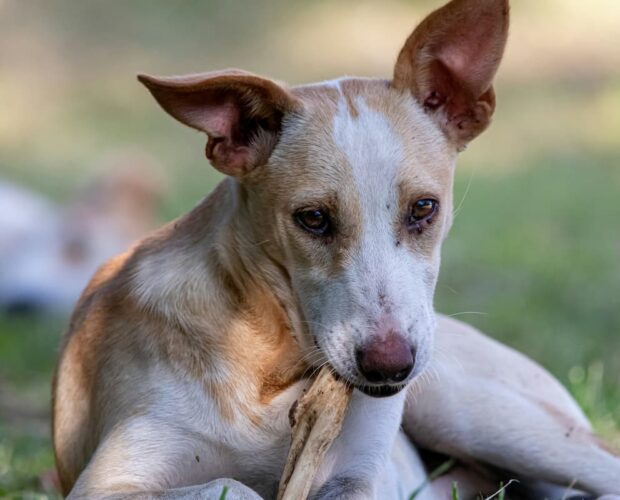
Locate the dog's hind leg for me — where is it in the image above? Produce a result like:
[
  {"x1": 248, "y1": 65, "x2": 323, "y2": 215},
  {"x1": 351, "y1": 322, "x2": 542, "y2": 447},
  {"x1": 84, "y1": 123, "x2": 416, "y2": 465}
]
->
[{"x1": 402, "y1": 315, "x2": 620, "y2": 496}]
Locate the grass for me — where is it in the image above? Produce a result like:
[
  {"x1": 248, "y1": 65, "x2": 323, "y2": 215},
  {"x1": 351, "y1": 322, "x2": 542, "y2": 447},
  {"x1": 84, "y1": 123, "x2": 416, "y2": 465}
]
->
[
  {"x1": 408, "y1": 463, "x2": 517, "y2": 499},
  {"x1": 219, "y1": 485, "x2": 229, "y2": 500},
  {"x1": 438, "y1": 154, "x2": 620, "y2": 448},
  {"x1": 408, "y1": 458, "x2": 456, "y2": 499},
  {"x1": 0, "y1": 0, "x2": 619, "y2": 497},
  {"x1": 0, "y1": 318, "x2": 63, "y2": 499},
  {"x1": 0, "y1": 160, "x2": 618, "y2": 497}
]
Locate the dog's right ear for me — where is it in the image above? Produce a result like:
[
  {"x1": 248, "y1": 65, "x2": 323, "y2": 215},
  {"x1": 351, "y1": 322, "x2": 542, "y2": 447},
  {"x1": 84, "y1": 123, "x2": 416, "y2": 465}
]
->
[
  {"x1": 138, "y1": 70, "x2": 301, "y2": 176},
  {"x1": 393, "y1": 0, "x2": 509, "y2": 150}
]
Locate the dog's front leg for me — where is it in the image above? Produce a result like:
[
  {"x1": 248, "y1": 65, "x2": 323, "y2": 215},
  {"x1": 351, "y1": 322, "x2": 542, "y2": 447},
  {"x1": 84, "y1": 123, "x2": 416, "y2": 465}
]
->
[
  {"x1": 65, "y1": 417, "x2": 266, "y2": 500},
  {"x1": 70, "y1": 475, "x2": 263, "y2": 500},
  {"x1": 75, "y1": 479, "x2": 263, "y2": 500},
  {"x1": 309, "y1": 390, "x2": 408, "y2": 500}
]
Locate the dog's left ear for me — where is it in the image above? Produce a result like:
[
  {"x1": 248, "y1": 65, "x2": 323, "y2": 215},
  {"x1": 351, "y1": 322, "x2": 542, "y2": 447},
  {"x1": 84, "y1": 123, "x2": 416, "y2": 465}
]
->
[
  {"x1": 138, "y1": 70, "x2": 301, "y2": 176},
  {"x1": 393, "y1": 0, "x2": 509, "y2": 150}
]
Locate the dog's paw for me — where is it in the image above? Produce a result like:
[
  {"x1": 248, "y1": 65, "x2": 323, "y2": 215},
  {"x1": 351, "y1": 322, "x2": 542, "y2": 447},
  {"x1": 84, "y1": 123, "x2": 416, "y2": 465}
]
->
[{"x1": 310, "y1": 476, "x2": 372, "y2": 500}]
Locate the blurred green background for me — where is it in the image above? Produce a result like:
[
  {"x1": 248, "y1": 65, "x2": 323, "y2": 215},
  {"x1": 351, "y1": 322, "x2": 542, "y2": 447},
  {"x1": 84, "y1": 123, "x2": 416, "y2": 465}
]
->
[{"x1": 0, "y1": 0, "x2": 618, "y2": 497}]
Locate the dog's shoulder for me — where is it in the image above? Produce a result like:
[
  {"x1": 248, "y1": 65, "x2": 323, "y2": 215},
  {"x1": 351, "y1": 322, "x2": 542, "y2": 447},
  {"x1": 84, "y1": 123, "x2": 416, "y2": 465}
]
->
[
  {"x1": 65, "y1": 187, "x2": 219, "y2": 336},
  {"x1": 57, "y1": 214, "x2": 190, "y2": 388}
]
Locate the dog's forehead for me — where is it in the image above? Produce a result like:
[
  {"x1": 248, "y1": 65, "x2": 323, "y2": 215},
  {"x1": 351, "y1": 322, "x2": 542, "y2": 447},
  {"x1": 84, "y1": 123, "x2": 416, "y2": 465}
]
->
[{"x1": 285, "y1": 78, "x2": 455, "y2": 201}]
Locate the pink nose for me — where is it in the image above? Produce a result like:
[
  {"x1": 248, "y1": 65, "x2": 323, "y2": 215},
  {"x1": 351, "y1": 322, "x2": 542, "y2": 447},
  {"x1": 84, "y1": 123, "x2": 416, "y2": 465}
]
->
[{"x1": 356, "y1": 332, "x2": 415, "y2": 384}]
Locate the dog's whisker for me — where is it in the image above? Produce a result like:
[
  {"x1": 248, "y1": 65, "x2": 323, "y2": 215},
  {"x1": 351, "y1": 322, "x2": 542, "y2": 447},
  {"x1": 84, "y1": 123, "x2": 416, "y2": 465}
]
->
[
  {"x1": 280, "y1": 349, "x2": 327, "y2": 379},
  {"x1": 433, "y1": 345, "x2": 464, "y2": 373},
  {"x1": 452, "y1": 170, "x2": 475, "y2": 220},
  {"x1": 447, "y1": 311, "x2": 488, "y2": 317},
  {"x1": 238, "y1": 238, "x2": 272, "y2": 249},
  {"x1": 440, "y1": 284, "x2": 460, "y2": 295}
]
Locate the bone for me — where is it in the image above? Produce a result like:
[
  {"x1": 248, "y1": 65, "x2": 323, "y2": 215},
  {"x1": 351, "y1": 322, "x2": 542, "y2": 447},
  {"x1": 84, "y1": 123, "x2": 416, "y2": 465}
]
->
[{"x1": 277, "y1": 366, "x2": 353, "y2": 500}]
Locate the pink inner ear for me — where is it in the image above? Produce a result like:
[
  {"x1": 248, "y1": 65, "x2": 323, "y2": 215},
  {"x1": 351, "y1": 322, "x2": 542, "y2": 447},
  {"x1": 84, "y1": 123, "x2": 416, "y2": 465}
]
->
[
  {"x1": 139, "y1": 70, "x2": 302, "y2": 176},
  {"x1": 206, "y1": 138, "x2": 251, "y2": 174},
  {"x1": 437, "y1": 42, "x2": 497, "y2": 98},
  {"x1": 392, "y1": 0, "x2": 508, "y2": 147},
  {"x1": 202, "y1": 102, "x2": 240, "y2": 139},
  {"x1": 434, "y1": 6, "x2": 507, "y2": 98},
  {"x1": 202, "y1": 101, "x2": 255, "y2": 174},
  {"x1": 439, "y1": 49, "x2": 469, "y2": 79}
]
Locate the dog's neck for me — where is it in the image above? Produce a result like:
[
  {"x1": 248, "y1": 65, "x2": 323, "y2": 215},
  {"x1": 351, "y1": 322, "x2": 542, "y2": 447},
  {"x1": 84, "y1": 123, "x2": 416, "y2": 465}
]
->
[
  {"x1": 216, "y1": 179, "x2": 307, "y2": 343},
  {"x1": 129, "y1": 177, "x2": 307, "y2": 414}
]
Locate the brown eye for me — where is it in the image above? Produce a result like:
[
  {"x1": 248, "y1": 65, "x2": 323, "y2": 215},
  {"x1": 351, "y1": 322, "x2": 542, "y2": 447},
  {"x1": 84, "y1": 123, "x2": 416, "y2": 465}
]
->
[
  {"x1": 407, "y1": 199, "x2": 438, "y2": 233},
  {"x1": 295, "y1": 208, "x2": 332, "y2": 236}
]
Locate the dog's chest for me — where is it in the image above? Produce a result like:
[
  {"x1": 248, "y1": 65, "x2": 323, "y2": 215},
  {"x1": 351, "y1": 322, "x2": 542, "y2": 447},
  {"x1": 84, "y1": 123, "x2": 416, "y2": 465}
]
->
[
  {"x1": 212, "y1": 380, "x2": 308, "y2": 496},
  {"x1": 152, "y1": 370, "x2": 306, "y2": 492}
]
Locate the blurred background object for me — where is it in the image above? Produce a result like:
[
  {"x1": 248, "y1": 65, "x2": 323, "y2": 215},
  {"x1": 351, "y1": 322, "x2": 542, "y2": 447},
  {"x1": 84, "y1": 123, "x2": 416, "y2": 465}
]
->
[
  {"x1": 0, "y1": 151, "x2": 164, "y2": 315},
  {"x1": 0, "y1": 0, "x2": 618, "y2": 497}
]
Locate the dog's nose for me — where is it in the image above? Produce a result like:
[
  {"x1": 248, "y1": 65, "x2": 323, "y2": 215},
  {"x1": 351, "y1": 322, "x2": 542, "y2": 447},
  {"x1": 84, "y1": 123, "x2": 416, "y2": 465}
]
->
[{"x1": 356, "y1": 333, "x2": 415, "y2": 384}]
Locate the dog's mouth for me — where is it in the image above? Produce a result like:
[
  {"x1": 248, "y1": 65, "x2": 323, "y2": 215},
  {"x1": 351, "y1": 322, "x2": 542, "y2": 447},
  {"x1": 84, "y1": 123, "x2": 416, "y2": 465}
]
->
[
  {"x1": 329, "y1": 370, "x2": 407, "y2": 398},
  {"x1": 354, "y1": 383, "x2": 407, "y2": 398}
]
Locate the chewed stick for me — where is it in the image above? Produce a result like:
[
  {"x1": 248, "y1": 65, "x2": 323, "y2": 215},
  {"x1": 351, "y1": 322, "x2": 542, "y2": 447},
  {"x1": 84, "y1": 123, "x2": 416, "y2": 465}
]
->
[{"x1": 277, "y1": 366, "x2": 353, "y2": 500}]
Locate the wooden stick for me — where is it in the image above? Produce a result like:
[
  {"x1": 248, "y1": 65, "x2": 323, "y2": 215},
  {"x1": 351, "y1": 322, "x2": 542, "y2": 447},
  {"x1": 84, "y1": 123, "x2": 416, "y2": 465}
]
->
[{"x1": 277, "y1": 366, "x2": 353, "y2": 500}]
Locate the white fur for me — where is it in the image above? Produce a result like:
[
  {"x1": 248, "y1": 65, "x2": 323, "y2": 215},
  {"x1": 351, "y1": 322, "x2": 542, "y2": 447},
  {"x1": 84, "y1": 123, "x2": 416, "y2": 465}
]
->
[
  {"x1": 131, "y1": 242, "x2": 213, "y2": 318},
  {"x1": 310, "y1": 390, "x2": 411, "y2": 498},
  {"x1": 305, "y1": 86, "x2": 437, "y2": 387}
]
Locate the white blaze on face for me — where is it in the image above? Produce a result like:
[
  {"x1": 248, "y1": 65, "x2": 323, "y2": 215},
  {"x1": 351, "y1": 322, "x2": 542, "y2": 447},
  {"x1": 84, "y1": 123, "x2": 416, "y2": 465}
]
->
[
  {"x1": 333, "y1": 89, "x2": 404, "y2": 224},
  {"x1": 326, "y1": 81, "x2": 437, "y2": 378}
]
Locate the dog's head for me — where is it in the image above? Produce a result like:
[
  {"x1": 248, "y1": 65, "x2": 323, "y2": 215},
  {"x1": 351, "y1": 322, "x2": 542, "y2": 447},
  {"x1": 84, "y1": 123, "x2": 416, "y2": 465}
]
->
[{"x1": 140, "y1": 0, "x2": 509, "y2": 396}]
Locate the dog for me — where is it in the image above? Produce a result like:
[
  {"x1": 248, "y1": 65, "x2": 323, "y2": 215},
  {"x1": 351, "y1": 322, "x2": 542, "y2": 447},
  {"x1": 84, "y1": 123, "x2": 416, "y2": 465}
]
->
[{"x1": 52, "y1": 0, "x2": 620, "y2": 498}]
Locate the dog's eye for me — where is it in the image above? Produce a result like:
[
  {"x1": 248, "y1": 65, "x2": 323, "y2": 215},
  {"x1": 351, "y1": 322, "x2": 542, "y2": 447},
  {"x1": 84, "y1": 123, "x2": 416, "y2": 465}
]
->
[
  {"x1": 407, "y1": 199, "x2": 438, "y2": 233},
  {"x1": 295, "y1": 209, "x2": 331, "y2": 236}
]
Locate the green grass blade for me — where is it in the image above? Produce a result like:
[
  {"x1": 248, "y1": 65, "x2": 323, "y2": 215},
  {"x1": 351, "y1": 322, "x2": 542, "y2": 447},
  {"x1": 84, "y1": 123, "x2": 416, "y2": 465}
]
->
[
  {"x1": 408, "y1": 458, "x2": 457, "y2": 499},
  {"x1": 219, "y1": 485, "x2": 229, "y2": 500},
  {"x1": 451, "y1": 481, "x2": 460, "y2": 500}
]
